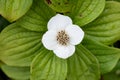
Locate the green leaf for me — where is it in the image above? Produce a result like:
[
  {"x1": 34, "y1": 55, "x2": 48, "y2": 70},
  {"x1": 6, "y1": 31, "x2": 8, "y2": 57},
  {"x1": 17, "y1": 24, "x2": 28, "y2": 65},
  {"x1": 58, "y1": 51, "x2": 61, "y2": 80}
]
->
[
  {"x1": 31, "y1": 47, "x2": 67, "y2": 80},
  {"x1": 111, "y1": 60, "x2": 120, "y2": 72},
  {"x1": 0, "y1": 0, "x2": 33, "y2": 22},
  {"x1": 66, "y1": 0, "x2": 105, "y2": 26},
  {"x1": 83, "y1": 1, "x2": 120, "y2": 45},
  {"x1": 45, "y1": 0, "x2": 105, "y2": 26},
  {"x1": 67, "y1": 44, "x2": 100, "y2": 80},
  {"x1": 82, "y1": 36, "x2": 120, "y2": 74},
  {"x1": 45, "y1": 0, "x2": 76, "y2": 13},
  {"x1": 0, "y1": 61, "x2": 4, "y2": 68},
  {"x1": 107, "y1": 0, "x2": 120, "y2": 2},
  {"x1": 17, "y1": 0, "x2": 55, "y2": 32},
  {"x1": 103, "y1": 60, "x2": 120, "y2": 80},
  {"x1": 0, "y1": 23, "x2": 43, "y2": 66},
  {"x1": 1, "y1": 65, "x2": 30, "y2": 80}
]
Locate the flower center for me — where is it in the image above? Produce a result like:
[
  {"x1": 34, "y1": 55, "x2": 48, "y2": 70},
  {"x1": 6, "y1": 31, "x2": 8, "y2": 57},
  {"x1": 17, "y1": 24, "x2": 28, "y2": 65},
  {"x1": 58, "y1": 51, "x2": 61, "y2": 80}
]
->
[{"x1": 56, "y1": 30, "x2": 69, "y2": 45}]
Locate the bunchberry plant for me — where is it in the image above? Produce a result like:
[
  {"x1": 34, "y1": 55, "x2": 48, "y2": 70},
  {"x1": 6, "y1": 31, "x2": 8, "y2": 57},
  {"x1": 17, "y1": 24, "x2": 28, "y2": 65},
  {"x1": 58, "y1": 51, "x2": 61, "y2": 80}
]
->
[{"x1": 0, "y1": 0, "x2": 120, "y2": 80}]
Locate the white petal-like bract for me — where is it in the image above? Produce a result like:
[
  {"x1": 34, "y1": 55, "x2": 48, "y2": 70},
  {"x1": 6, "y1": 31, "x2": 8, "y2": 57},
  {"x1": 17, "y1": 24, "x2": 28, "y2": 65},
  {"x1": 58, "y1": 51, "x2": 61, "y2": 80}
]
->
[
  {"x1": 66, "y1": 25, "x2": 84, "y2": 45},
  {"x1": 42, "y1": 14, "x2": 84, "y2": 59},
  {"x1": 42, "y1": 30, "x2": 58, "y2": 50},
  {"x1": 53, "y1": 45, "x2": 75, "y2": 59},
  {"x1": 48, "y1": 14, "x2": 72, "y2": 30}
]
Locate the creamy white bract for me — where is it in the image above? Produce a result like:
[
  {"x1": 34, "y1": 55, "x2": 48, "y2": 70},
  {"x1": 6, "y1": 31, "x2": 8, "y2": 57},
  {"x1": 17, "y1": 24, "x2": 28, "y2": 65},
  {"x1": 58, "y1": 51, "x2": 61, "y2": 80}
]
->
[{"x1": 42, "y1": 14, "x2": 84, "y2": 59}]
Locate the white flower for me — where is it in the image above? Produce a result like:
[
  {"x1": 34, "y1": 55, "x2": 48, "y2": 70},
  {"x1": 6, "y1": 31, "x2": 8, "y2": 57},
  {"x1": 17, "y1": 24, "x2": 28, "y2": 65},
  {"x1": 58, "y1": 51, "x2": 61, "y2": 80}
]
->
[{"x1": 42, "y1": 14, "x2": 84, "y2": 59}]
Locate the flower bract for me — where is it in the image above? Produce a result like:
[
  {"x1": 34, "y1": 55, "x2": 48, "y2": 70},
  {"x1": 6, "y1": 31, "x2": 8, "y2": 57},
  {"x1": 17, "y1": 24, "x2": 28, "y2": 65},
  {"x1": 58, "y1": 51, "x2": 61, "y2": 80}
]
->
[{"x1": 42, "y1": 14, "x2": 84, "y2": 59}]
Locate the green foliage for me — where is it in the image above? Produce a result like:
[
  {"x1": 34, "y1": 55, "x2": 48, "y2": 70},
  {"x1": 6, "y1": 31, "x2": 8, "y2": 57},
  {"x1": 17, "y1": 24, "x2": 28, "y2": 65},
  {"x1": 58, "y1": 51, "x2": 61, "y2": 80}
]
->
[
  {"x1": 17, "y1": 0, "x2": 55, "y2": 32},
  {"x1": 0, "y1": 23, "x2": 43, "y2": 66},
  {"x1": 67, "y1": 0, "x2": 105, "y2": 26},
  {"x1": 0, "y1": 0, "x2": 120, "y2": 80},
  {"x1": 31, "y1": 47, "x2": 67, "y2": 80},
  {"x1": 107, "y1": 0, "x2": 120, "y2": 2},
  {"x1": 1, "y1": 65, "x2": 30, "y2": 80},
  {"x1": 45, "y1": 0, "x2": 75, "y2": 13},
  {"x1": 0, "y1": 0, "x2": 33, "y2": 22},
  {"x1": 82, "y1": 37, "x2": 120, "y2": 74},
  {"x1": 83, "y1": 1, "x2": 120, "y2": 45},
  {"x1": 45, "y1": 0, "x2": 105, "y2": 26},
  {"x1": 103, "y1": 60, "x2": 120, "y2": 80},
  {"x1": 67, "y1": 44, "x2": 100, "y2": 80}
]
